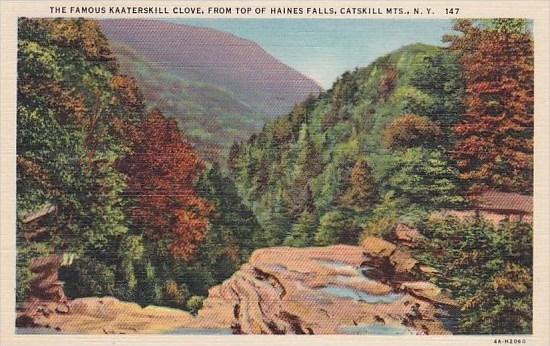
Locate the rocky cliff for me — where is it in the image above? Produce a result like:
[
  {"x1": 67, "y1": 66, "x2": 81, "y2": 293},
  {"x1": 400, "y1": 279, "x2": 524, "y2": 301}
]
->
[{"x1": 17, "y1": 235, "x2": 457, "y2": 335}]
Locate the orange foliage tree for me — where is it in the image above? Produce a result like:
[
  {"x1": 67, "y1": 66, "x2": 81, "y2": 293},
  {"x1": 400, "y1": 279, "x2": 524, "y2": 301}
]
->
[
  {"x1": 117, "y1": 110, "x2": 211, "y2": 260},
  {"x1": 446, "y1": 19, "x2": 534, "y2": 193},
  {"x1": 382, "y1": 114, "x2": 442, "y2": 150}
]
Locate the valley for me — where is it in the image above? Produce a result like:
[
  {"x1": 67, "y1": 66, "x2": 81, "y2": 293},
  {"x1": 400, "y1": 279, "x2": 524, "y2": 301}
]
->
[{"x1": 16, "y1": 18, "x2": 533, "y2": 335}]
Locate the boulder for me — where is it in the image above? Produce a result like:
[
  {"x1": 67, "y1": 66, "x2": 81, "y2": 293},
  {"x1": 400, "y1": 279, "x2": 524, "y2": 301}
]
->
[
  {"x1": 361, "y1": 236, "x2": 397, "y2": 257},
  {"x1": 361, "y1": 236, "x2": 420, "y2": 281},
  {"x1": 390, "y1": 249, "x2": 419, "y2": 277},
  {"x1": 394, "y1": 224, "x2": 424, "y2": 247},
  {"x1": 400, "y1": 281, "x2": 458, "y2": 308},
  {"x1": 27, "y1": 255, "x2": 66, "y2": 302}
]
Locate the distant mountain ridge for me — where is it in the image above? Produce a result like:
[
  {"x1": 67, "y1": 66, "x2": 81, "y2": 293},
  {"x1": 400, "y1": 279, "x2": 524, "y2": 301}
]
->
[
  {"x1": 107, "y1": 40, "x2": 265, "y2": 162},
  {"x1": 100, "y1": 19, "x2": 322, "y2": 117}
]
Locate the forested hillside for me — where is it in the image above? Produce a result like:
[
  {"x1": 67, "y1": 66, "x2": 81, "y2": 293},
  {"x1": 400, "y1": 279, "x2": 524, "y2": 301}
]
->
[
  {"x1": 109, "y1": 41, "x2": 269, "y2": 162},
  {"x1": 230, "y1": 20, "x2": 533, "y2": 333},
  {"x1": 230, "y1": 20, "x2": 533, "y2": 247},
  {"x1": 16, "y1": 18, "x2": 266, "y2": 312},
  {"x1": 230, "y1": 42, "x2": 465, "y2": 246},
  {"x1": 100, "y1": 19, "x2": 322, "y2": 162}
]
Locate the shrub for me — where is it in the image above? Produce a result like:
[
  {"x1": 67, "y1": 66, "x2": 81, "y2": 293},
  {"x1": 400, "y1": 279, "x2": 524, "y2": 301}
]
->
[
  {"x1": 186, "y1": 295, "x2": 205, "y2": 315},
  {"x1": 361, "y1": 215, "x2": 398, "y2": 239},
  {"x1": 163, "y1": 280, "x2": 188, "y2": 308},
  {"x1": 60, "y1": 256, "x2": 116, "y2": 298}
]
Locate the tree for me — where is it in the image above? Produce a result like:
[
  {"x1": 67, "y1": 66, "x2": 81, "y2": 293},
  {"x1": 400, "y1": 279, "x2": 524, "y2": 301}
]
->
[
  {"x1": 385, "y1": 148, "x2": 464, "y2": 209},
  {"x1": 382, "y1": 114, "x2": 442, "y2": 150},
  {"x1": 289, "y1": 103, "x2": 308, "y2": 138},
  {"x1": 195, "y1": 164, "x2": 266, "y2": 280},
  {"x1": 410, "y1": 50, "x2": 464, "y2": 131},
  {"x1": 17, "y1": 18, "x2": 135, "y2": 254},
  {"x1": 389, "y1": 86, "x2": 434, "y2": 116},
  {"x1": 377, "y1": 68, "x2": 398, "y2": 101},
  {"x1": 339, "y1": 158, "x2": 378, "y2": 212},
  {"x1": 288, "y1": 126, "x2": 322, "y2": 217},
  {"x1": 415, "y1": 217, "x2": 532, "y2": 334},
  {"x1": 117, "y1": 110, "x2": 211, "y2": 260},
  {"x1": 283, "y1": 210, "x2": 317, "y2": 247},
  {"x1": 446, "y1": 19, "x2": 534, "y2": 193},
  {"x1": 314, "y1": 210, "x2": 361, "y2": 246},
  {"x1": 227, "y1": 141, "x2": 241, "y2": 172}
]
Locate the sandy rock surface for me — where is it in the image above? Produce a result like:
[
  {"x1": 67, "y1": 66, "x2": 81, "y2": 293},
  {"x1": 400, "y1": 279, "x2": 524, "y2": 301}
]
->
[
  {"x1": 197, "y1": 244, "x2": 457, "y2": 334},
  {"x1": 18, "y1": 297, "x2": 194, "y2": 334}
]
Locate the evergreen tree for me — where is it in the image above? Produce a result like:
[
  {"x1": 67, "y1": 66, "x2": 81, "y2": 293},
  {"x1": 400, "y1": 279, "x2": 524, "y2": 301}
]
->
[
  {"x1": 410, "y1": 50, "x2": 464, "y2": 131},
  {"x1": 314, "y1": 210, "x2": 361, "y2": 246},
  {"x1": 227, "y1": 141, "x2": 241, "y2": 172},
  {"x1": 283, "y1": 210, "x2": 317, "y2": 247},
  {"x1": 339, "y1": 158, "x2": 378, "y2": 212},
  {"x1": 385, "y1": 148, "x2": 464, "y2": 209},
  {"x1": 288, "y1": 126, "x2": 322, "y2": 216}
]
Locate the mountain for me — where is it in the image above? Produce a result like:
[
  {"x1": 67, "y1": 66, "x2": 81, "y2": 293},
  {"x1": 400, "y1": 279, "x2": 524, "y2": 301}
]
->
[
  {"x1": 107, "y1": 40, "x2": 266, "y2": 162},
  {"x1": 99, "y1": 20, "x2": 322, "y2": 161},
  {"x1": 229, "y1": 43, "x2": 466, "y2": 246}
]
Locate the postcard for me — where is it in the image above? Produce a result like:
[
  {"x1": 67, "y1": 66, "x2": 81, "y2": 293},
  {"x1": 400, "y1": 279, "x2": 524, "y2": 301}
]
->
[{"x1": 1, "y1": 1, "x2": 549, "y2": 345}]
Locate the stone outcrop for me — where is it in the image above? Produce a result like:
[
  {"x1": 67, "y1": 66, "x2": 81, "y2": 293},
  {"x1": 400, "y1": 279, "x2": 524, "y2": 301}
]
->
[
  {"x1": 361, "y1": 236, "x2": 423, "y2": 282},
  {"x1": 19, "y1": 297, "x2": 194, "y2": 334},
  {"x1": 196, "y1": 243, "x2": 458, "y2": 335},
  {"x1": 16, "y1": 255, "x2": 71, "y2": 328},
  {"x1": 392, "y1": 223, "x2": 424, "y2": 248},
  {"x1": 18, "y1": 238, "x2": 457, "y2": 335},
  {"x1": 17, "y1": 255, "x2": 195, "y2": 334}
]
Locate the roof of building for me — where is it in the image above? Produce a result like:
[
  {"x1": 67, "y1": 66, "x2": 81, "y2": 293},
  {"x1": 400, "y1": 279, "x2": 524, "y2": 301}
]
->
[{"x1": 469, "y1": 191, "x2": 533, "y2": 214}]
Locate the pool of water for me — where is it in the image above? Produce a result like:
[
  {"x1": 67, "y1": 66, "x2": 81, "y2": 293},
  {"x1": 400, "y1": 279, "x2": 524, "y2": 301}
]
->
[
  {"x1": 164, "y1": 328, "x2": 233, "y2": 335},
  {"x1": 338, "y1": 323, "x2": 414, "y2": 335},
  {"x1": 320, "y1": 285, "x2": 403, "y2": 303},
  {"x1": 17, "y1": 327, "x2": 64, "y2": 334},
  {"x1": 266, "y1": 264, "x2": 287, "y2": 272},
  {"x1": 316, "y1": 259, "x2": 358, "y2": 273},
  {"x1": 333, "y1": 275, "x2": 364, "y2": 283}
]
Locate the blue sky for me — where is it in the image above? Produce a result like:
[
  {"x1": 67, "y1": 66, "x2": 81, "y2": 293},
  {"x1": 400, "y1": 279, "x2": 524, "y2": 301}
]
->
[{"x1": 168, "y1": 19, "x2": 454, "y2": 88}]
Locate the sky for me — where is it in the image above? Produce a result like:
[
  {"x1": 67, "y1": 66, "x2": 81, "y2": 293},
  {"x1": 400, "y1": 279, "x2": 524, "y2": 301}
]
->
[{"x1": 167, "y1": 19, "x2": 454, "y2": 88}]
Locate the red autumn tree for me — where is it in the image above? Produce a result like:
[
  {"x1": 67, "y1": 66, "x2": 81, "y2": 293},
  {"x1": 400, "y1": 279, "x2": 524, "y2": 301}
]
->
[
  {"x1": 118, "y1": 109, "x2": 211, "y2": 260},
  {"x1": 446, "y1": 19, "x2": 534, "y2": 194}
]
